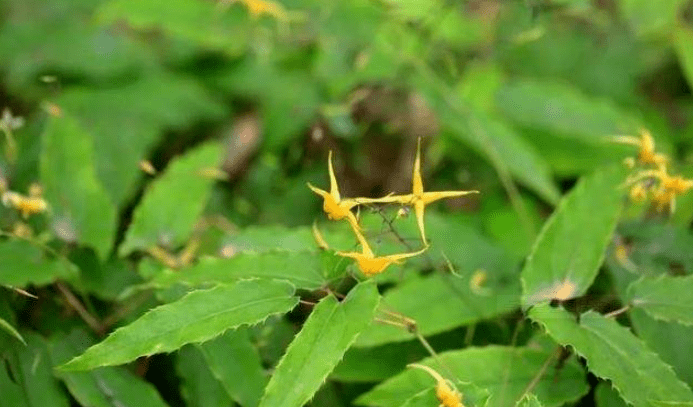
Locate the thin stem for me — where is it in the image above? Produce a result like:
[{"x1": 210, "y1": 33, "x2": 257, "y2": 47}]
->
[
  {"x1": 604, "y1": 305, "x2": 630, "y2": 319},
  {"x1": 56, "y1": 282, "x2": 104, "y2": 335},
  {"x1": 519, "y1": 346, "x2": 560, "y2": 400}
]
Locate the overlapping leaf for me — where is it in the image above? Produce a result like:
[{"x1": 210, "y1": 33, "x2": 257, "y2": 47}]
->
[
  {"x1": 357, "y1": 346, "x2": 588, "y2": 407},
  {"x1": 120, "y1": 142, "x2": 222, "y2": 255},
  {"x1": 521, "y1": 166, "x2": 625, "y2": 307},
  {"x1": 627, "y1": 274, "x2": 693, "y2": 326},
  {"x1": 177, "y1": 345, "x2": 235, "y2": 407},
  {"x1": 61, "y1": 279, "x2": 298, "y2": 370},
  {"x1": 41, "y1": 110, "x2": 117, "y2": 260},
  {"x1": 258, "y1": 282, "x2": 380, "y2": 407},
  {"x1": 530, "y1": 304, "x2": 693, "y2": 406}
]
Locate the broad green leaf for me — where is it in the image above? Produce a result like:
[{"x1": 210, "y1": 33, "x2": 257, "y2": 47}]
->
[
  {"x1": 620, "y1": 0, "x2": 687, "y2": 36},
  {"x1": 332, "y1": 341, "x2": 428, "y2": 382},
  {"x1": 529, "y1": 304, "x2": 693, "y2": 406},
  {"x1": 628, "y1": 274, "x2": 693, "y2": 326},
  {"x1": 259, "y1": 282, "x2": 380, "y2": 407},
  {"x1": 495, "y1": 80, "x2": 640, "y2": 140},
  {"x1": 49, "y1": 329, "x2": 169, "y2": 407},
  {"x1": 58, "y1": 72, "x2": 227, "y2": 205},
  {"x1": 521, "y1": 166, "x2": 624, "y2": 307},
  {"x1": 0, "y1": 317, "x2": 25, "y2": 345},
  {"x1": 177, "y1": 345, "x2": 235, "y2": 407},
  {"x1": 61, "y1": 279, "x2": 298, "y2": 370},
  {"x1": 98, "y1": 0, "x2": 250, "y2": 56},
  {"x1": 0, "y1": 352, "x2": 29, "y2": 407},
  {"x1": 148, "y1": 251, "x2": 342, "y2": 291},
  {"x1": 0, "y1": 239, "x2": 77, "y2": 287},
  {"x1": 5, "y1": 332, "x2": 71, "y2": 407},
  {"x1": 516, "y1": 394, "x2": 543, "y2": 407},
  {"x1": 197, "y1": 328, "x2": 267, "y2": 407},
  {"x1": 120, "y1": 142, "x2": 222, "y2": 255},
  {"x1": 357, "y1": 346, "x2": 588, "y2": 407},
  {"x1": 41, "y1": 110, "x2": 117, "y2": 260}
]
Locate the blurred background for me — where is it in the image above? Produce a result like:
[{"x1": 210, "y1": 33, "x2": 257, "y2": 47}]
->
[{"x1": 3, "y1": 0, "x2": 693, "y2": 406}]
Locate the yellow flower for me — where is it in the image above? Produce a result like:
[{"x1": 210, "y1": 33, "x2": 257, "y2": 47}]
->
[
  {"x1": 336, "y1": 224, "x2": 427, "y2": 276},
  {"x1": 394, "y1": 138, "x2": 478, "y2": 244},
  {"x1": 612, "y1": 129, "x2": 667, "y2": 169},
  {"x1": 1, "y1": 183, "x2": 48, "y2": 218},
  {"x1": 307, "y1": 151, "x2": 362, "y2": 229},
  {"x1": 408, "y1": 364, "x2": 464, "y2": 407},
  {"x1": 626, "y1": 167, "x2": 693, "y2": 213}
]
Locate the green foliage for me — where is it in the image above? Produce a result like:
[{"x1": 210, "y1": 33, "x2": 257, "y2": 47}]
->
[
  {"x1": 530, "y1": 304, "x2": 693, "y2": 406},
  {"x1": 3, "y1": 0, "x2": 693, "y2": 405},
  {"x1": 259, "y1": 282, "x2": 380, "y2": 407},
  {"x1": 61, "y1": 279, "x2": 298, "y2": 370},
  {"x1": 521, "y1": 165, "x2": 625, "y2": 307}
]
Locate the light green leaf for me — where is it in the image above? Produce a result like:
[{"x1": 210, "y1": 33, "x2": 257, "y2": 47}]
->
[
  {"x1": 61, "y1": 279, "x2": 298, "y2": 370},
  {"x1": 0, "y1": 317, "x2": 25, "y2": 345},
  {"x1": 97, "y1": 0, "x2": 250, "y2": 56},
  {"x1": 628, "y1": 274, "x2": 693, "y2": 326},
  {"x1": 58, "y1": 72, "x2": 227, "y2": 205},
  {"x1": 0, "y1": 239, "x2": 77, "y2": 287},
  {"x1": 529, "y1": 304, "x2": 693, "y2": 406},
  {"x1": 120, "y1": 142, "x2": 222, "y2": 255},
  {"x1": 521, "y1": 166, "x2": 625, "y2": 307},
  {"x1": 49, "y1": 329, "x2": 169, "y2": 407},
  {"x1": 357, "y1": 346, "x2": 588, "y2": 407},
  {"x1": 516, "y1": 394, "x2": 544, "y2": 407},
  {"x1": 177, "y1": 345, "x2": 235, "y2": 407},
  {"x1": 259, "y1": 282, "x2": 380, "y2": 407},
  {"x1": 6, "y1": 332, "x2": 71, "y2": 407},
  {"x1": 197, "y1": 328, "x2": 267, "y2": 407},
  {"x1": 148, "y1": 251, "x2": 343, "y2": 291},
  {"x1": 495, "y1": 79, "x2": 640, "y2": 140},
  {"x1": 41, "y1": 110, "x2": 117, "y2": 260}
]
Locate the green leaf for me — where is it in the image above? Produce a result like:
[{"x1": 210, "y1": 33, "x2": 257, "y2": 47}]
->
[
  {"x1": 529, "y1": 304, "x2": 693, "y2": 406},
  {"x1": 0, "y1": 239, "x2": 77, "y2": 287},
  {"x1": 49, "y1": 329, "x2": 169, "y2": 407},
  {"x1": 148, "y1": 250, "x2": 342, "y2": 291},
  {"x1": 57, "y1": 72, "x2": 227, "y2": 205},
  {"x1": 332, "y1": 341, "x2": 428, "y2": 382},
  {"x1": 41, "y1": 110, "x2": 117, "y2": 260},
  {"x1": 400, "y1": 384, "x2": 490, "y2": 407},
  {"x1": 619, "y1": 0, "x2": 687, "y2": 36},
  {"x1": 60, "y1": 279, "x2": 298, "y2": 370},
  {"x1": 0, "y1": 317, "x2": 25, "y2": 345},
  {"x1": 357, "y1": 346, "x2": 588, "y2": 407},
  {"x1": 119, "y1": 142, "x2": 222, "y2": 255},
  {"x1": 258, "y1": 282, "x2": 380, "y2": 407},
  {"x1": 177, "y1": 345, "x2": 235, "y2": 407},
  {"x1": 628, "y1": 274, "x2": 693, "y2": 326},
  {"x1": 197, "y1": 328, "x2": 267, "y2": 407},
  {"x1": 516, "y1": 394, "x2": 544, "y2": 407},
  {"x1": 0, "y1": 356, "x2": 29, "y2": 407},
  {"x1": 521, "y1": 166, "x2": 625, "y2": 307},
  {"x1": 595, "y1": 382, "x2": 629, "y2": 407},
  {"x1": 675, "y1": 26, "x2": 693, "y2": 92},
  {"x1": 5, "y1": 332, "x2": 71, "y2": 407},
  {"x1": 495, "y1": 80, "x2": 640, "y2": 140},
  {"x1": 97, "y1": 0, "x2": 250, "y2": 56}
]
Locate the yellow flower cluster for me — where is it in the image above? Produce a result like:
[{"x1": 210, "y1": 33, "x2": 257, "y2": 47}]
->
[
  {"x1": 308, "y1": 139, "x2": 478, "y2": 277},
  {"x1": 615, "y1": 130, "x2": 693, "y2": 213}
]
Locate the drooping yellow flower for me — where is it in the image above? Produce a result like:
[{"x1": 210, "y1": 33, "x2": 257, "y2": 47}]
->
[
  {"x1": 307, "y1": 151, "x2": 361, "y2": 230},
  {"x1": 396, "y1": 138, "x2": 478, "y2": 244},
  {"x1": 612, "y1": 129, "x2": 668, "y2": 169},
  {"x1": 408, "y1": 364, "x2": 464, "y2": 407},
  {"x1": 336, "y1": 223, "x2": 427, "y2": 276}
]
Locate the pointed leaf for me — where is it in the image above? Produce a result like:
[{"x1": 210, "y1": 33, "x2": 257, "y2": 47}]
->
[
  {"x1": 197, "y1": 328, "x2": 267, "y2": 407},
  {"x1": 149, "y1": 251, "x2": 342, "y2": 291},
  {"x1": 0, "y1": 239, "x2": 77, "y2": 287},
  {"x1": 49, "y1": 329, "x2": 169, "y2": 407},
  {"x1": 628, "y1": 274, "x2": 693, "y2": 327},
  {"x1": 61, "y1": 279, "x2": 298, "y2": 370},
  {"x1": 521, "y1": 166, "x2": 624, "y2": 307},
  {"x1": 259, "y1": 282, "x2": 380, "y2": 407},
  {"x1": 41, "y1": 110, "x2": 117, "y2": 259},
  {"x1": 0, "y1": 317, "x2": 25, "y2": 345},
  {"x1": 357, "y1": 346, "x2": 588, "y2": 407},
  {"x1": 120, "y1": 142, "x2": 222, "y2": 255},
  {"x1": 529, "y1": 304, "x2": 693, "y2": 406}
]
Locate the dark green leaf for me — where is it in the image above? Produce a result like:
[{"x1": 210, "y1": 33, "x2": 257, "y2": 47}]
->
[{"x1": 177, "y1": 345, "x2": 234, "y2": 407}]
